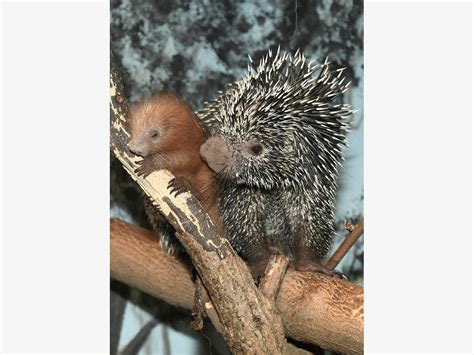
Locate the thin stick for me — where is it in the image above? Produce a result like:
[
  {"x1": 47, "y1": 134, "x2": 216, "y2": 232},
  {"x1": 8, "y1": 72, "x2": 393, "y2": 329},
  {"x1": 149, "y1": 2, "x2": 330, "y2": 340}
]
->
[
  {"x1": 119, "y1": 318, "x2": 160, "y2": 355},
  {"x1": 325, "y1": 218, "x2": 364, "y2": 271},
  {"x1": 162, "y1": 324, "x2": 171, "y2": 355}
]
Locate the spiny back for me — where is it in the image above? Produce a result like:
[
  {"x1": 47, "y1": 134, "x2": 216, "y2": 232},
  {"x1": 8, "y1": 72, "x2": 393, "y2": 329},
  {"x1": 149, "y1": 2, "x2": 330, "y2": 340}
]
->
[{"x1": 199, "y1": 48, "x2": 354, "y2": 196}]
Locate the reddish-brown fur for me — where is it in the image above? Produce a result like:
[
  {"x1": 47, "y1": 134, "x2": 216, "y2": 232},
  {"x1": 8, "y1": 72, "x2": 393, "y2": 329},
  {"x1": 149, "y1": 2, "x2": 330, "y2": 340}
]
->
[{"x1": 128, "y1": 93, "x2": 221, "y2": 225}]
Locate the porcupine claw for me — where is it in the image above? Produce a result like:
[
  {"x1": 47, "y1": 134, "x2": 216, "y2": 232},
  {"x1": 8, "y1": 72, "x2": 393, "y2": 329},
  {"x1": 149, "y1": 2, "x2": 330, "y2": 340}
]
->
[
  {"x1": 167, "y1": 176, "x2": 194, "y2": 197},
  {"x1": 135, "y1": 158, "x2": 154, "y2": 177}
]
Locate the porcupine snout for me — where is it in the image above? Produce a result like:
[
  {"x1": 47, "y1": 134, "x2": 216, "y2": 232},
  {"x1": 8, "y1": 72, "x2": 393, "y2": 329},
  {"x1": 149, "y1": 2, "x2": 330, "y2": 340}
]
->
[
  {"x1": 128, "y1": 139, "x2": 150, "y2": 157},
  {"x1": 200, "y1": 137, "x2": 235, "y2": 174}
]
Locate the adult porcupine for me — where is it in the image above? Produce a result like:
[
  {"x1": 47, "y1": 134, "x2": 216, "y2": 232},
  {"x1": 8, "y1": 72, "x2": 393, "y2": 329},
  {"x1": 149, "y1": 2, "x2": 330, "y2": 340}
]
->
[{"x1": 199, "y1": 49, "x2": 353, "y2": 279}]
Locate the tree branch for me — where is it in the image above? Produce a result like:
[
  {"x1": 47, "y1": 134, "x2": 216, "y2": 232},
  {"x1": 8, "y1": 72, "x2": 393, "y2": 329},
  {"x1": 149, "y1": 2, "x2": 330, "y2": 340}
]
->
[
  {"x1": 325, "y1": 218, "x2": 364, "y2": 271},
  {"x1": 110, "y1": 52, "x2": 286, "y2": 354},
  {"x1": 120, "y1": 318, "x2": 160, "y2": 355},
  {"x1": 111, "y1": 218, "x2": 364, "y2": 354}
]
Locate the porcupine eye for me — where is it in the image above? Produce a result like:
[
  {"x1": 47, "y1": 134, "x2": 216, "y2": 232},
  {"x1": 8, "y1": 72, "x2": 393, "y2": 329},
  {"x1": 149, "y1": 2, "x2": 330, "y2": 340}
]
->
[
  {"x1": 249, "y1": 143, "x2": 263, "y2": 156},
  {"x1": 149, "y1": 130, "x2": 160, "y2": 140}
]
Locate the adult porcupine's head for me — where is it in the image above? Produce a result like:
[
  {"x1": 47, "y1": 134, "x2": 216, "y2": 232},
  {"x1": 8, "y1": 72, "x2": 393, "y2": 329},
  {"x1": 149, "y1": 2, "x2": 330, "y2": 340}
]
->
[{"x1": 199, "y1": 48, "x2": 354, "y2": 192}]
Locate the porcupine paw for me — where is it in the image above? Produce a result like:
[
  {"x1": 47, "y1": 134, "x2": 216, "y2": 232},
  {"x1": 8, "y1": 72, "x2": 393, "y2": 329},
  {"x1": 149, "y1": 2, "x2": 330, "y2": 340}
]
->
[
  {"x1": 295, "y1": 261, "x2": 348, "y2": 280},
  {"x1": 134, "y1": 161, "x2": 154, "y2": 178},
  {"x1": 167, "y1": 176, "x2": 193, "y2": 197}
]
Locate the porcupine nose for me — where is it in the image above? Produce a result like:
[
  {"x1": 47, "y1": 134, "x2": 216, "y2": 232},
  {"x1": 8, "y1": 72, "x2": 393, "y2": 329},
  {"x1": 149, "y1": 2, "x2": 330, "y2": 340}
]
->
[
  {"x1": 200, "y1": 137, "x2": 234, "y2": 174},
  {"x1": 128, "y1": 140, "x2": 149, "y2": 157}
]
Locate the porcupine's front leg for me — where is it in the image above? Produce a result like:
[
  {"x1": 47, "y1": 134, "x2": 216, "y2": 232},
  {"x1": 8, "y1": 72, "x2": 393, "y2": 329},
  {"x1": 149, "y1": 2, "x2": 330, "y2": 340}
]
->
[{"x1": 135, "y1": 156, "x2": 161, "y2": 177}]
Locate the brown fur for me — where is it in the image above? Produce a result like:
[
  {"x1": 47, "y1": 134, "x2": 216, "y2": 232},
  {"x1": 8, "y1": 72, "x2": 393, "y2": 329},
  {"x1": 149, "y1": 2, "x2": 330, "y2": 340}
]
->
[{"x1": 128, "y1": 93, "x2": 221, "y2": 226}]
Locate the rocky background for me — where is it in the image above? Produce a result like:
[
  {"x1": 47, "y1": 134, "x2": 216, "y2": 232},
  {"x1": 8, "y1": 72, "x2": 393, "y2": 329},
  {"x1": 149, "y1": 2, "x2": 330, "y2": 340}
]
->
[{"x1": 110, "y1": 0, "x2": 363, "y2": 353}]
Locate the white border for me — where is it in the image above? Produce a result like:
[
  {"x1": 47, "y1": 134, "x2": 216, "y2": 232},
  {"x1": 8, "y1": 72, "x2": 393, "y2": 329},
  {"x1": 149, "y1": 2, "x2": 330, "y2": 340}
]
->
[
  {"x1": 1, "y1": 1, "x2": 109, "y2": 353},
  {"x1": 0, "y1": 0, "x2": 472, "y2": 354},
  {"x1": 365, "y1": 0, "x2": 472, "y2": 353}
]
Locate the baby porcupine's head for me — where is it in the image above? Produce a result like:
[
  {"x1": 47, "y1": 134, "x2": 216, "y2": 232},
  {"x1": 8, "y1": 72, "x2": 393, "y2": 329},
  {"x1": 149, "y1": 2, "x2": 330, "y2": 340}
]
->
[
  {"x1": 128, "y1": 93, "x2": 199, "y2": 157},
  {"x1": 199, "y1": 48, "x2": 354, "y2": 191}
]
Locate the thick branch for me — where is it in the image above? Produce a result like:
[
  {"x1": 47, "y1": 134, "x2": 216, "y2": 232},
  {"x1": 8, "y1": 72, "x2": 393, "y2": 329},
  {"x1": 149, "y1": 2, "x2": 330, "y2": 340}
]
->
[
  {"x1": 110, "y1": 53, "x2": 286, "y2": 354},
  {"x1": 111, "y1": 218, "x2": 364, "y2": 354}
]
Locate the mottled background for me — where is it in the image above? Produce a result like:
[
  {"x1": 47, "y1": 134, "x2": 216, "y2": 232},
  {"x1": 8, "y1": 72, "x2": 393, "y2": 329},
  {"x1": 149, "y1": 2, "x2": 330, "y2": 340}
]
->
[{"x1": 110, "y1": 0, "x2": 363, "y2": 353}]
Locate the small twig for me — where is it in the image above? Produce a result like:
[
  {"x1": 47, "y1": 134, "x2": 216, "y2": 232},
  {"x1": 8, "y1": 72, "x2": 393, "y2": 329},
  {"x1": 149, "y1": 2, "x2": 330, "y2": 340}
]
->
[
  {"x1": 162, "y1": 324, "x2": 171, "y2": 355},
  {"x1": 325, "y1": 218, "x2": 364, "y2": 271},
  {"x1": 119, "y1": 317, "x2": 160, "y2": 355},
  {"x1": 259, "y1": 255, "x2": 290, "y2": 300}
]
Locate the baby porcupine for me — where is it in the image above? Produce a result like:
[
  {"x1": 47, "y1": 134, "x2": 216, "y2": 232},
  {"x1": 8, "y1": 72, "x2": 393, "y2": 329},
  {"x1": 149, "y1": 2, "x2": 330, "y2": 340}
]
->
[
  {"x1": 199, "y1": 49, "x2": 353, "y2": 279},
  {"x1": 128, "y1": 92, "x2": 220, "y2": 253}
]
